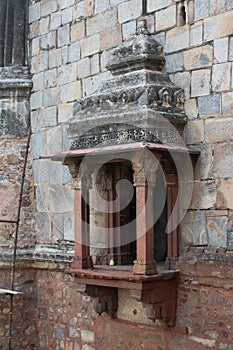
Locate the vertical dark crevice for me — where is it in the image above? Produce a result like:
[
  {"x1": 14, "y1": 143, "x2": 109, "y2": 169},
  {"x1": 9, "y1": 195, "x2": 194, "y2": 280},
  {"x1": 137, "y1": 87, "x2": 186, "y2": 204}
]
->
[
  {"x1": 142, "y1": 0, "x2": 147, "y2": 15},
  {"x1": 0, "y1": 0, "x2": 7, "y2": 66},
  {"x1": 12, "y1": 0, "x2": 26, "y2": 65},
  {"x1": 4, "y1": 0, "x2": 15, "y2": 65}
]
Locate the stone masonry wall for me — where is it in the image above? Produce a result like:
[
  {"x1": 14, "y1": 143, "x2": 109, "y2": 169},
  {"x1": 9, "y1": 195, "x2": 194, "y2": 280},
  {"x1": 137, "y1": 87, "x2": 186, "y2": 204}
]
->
[
  {"x1": 29, "y1": 0, "x2": 233, "y2": 248},
  {"x1": 5, "y1": 0, "x2": 230, "y2": 349}
]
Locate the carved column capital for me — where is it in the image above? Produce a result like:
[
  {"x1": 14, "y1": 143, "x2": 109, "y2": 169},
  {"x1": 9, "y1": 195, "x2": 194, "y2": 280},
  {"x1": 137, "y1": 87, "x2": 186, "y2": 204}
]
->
[{"x1": 132, "y1": 155, "x2": 160, "y2": 187}]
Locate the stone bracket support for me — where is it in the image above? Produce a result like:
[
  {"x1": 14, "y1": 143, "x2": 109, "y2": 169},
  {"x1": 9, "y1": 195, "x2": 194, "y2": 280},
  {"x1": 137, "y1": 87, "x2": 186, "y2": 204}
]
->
[{"x1": 68, "y1": 268, "x2": 179, "y2": 327}]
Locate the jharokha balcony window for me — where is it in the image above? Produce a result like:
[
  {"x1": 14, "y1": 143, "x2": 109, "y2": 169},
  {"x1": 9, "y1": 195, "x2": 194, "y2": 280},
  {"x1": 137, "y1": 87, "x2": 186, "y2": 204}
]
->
[{"x1": 45, "y1": 21, "x2": 198, "y2": 327}]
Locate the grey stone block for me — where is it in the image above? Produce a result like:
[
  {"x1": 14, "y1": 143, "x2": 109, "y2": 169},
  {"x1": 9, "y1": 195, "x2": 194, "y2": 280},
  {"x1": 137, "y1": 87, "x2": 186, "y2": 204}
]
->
[
  {"x1": 180, "y1": 210, "x2": 207, "y2": 246},
  {"x1": 49, "y1": 185, "x2": 74, "y2": 213},
  {"x1": 31, "y1": 131, "x2": 46, "y2": 159},
  {"x1": 118, "y1": 0, "x2": 142, "y2": 23},
  {"x1": 59, "y1": 0, "x2": 75, "y2": 9},
  {"x1": 69, "y1": 41, "x2": 81, "y2": 62},
  {"x1": 51, "y1": 213, "x2": 64, "y2": 240},
  {"x1": 62, "y1": 45, "x2": 69, "y2": 64},
  {"x1": 165, "y1": 53, "x2": 184, "y2": 73},
  {"x1": 226, "y1": 0, "x2": 233, "y2": 10},
  {"x1": 36, "y1": 212, "x2": 50, "y2": 240},
  {"x1": 46, "y1": 126, "x2": 63, "y2": 154},
  {"x1": 30, "y1": 91, "x2": 43, "y2": 110},
  {"x1": 122, "y1": 20, "x2": 136, "y2": 40},
  {"x1": 207, "y1": 216, "x2": 228, "y2": 247},
  {"x1": 40, "y1": 32, "x2": 56, "y2": 51},
  {"x1": 44, "y1": 69, "x2": 57, "y2": 88},
  {"x1": 64, "y1": 212, "x2": 74, "y2": 241},
  {"x1": 35, "y1": 185, "x2": 49, "y2": 212},
  {"x1": 95, "y1": 0, "x2": 110, "y2": 13},
  {"x1": 198, "y1": 94, "x2": 221, "y2": 116},
  {"x1": 43, "y1": 87, "x2": 59, "y2": 107},
  {"x1": 58, "y1": 25, "x2": 70, "y2": 47},
  {"x1": 32, "y1": 106, "x2": 57, "y2": 132},
  {"x1": 33, "y1": 160, "x2": 50, "y2": 185},
  {"x1": 194, "y1": 0, "x2": 210, "y2": 19},
  {"x1": 39, "y1": 52, "x2": 49, "y2": 71},
  {"x1": 29, "y1": 2, "x2": 41, "y2": 23},
  {"x1": 41, "y1": 0, "x2": 58, "y2": 17},
  {"x1": 58, "y1": 63, "x2": 77, "y2": 85},
  {"x1": 49, "y1": 49, "x2": 62, "y2": 68},
  {"x1": 49, "y1": 161, "x2": 63, "y2": 186},
  {"x1": 50, "y1": 12, "x2": 62, "y2": 30},
  {"x1": 77, "y1": 58, "x2": 91, "y2": 79},
  {"x1": 90, "y1": 54, "x2": 100, "y2": 75},
  {"x1": 213, "y1": 143, "x2": 233, "y2": 179},
  {"x1": 61, "y1": 7, "x2": 73, "y2": 24},
  {"x1": 32, "y1": 72, "x2": 44, "y2": 92}
]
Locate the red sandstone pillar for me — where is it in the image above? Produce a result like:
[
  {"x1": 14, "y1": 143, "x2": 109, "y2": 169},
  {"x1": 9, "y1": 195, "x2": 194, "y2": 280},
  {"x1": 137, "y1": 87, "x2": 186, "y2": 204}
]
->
[
  {"x1": 68, "y1": 161, "x2": 93, "y2": 269},
  {"x1": 132, "y1": 162, "x2": 157, "y2": 275}
]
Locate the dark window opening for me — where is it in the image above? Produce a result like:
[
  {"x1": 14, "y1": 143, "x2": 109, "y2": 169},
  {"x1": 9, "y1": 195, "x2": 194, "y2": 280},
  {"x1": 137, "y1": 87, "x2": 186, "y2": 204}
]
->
[{"x1": 179, "y1": 4, "x2": 187, "y2": 26}]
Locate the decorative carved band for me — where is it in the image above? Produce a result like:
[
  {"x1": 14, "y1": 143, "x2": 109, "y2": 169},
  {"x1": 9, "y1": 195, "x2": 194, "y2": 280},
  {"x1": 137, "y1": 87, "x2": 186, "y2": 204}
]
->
[
  {"x1": 70, "y1": 125, "x2": 181, "y2": 150},
  {"x1": 76, "y1": 86, "x2": 184, "y2": 113}
]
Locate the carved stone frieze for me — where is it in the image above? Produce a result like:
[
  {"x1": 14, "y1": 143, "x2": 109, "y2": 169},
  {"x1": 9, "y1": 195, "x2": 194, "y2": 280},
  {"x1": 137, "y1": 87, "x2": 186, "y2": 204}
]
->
[{"x1": 77, "y1": 86, "x2": 184, "y2": 114}]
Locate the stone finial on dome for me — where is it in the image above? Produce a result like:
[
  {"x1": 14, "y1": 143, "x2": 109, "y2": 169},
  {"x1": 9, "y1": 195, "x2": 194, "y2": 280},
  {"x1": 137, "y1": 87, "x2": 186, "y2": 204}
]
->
[{"x1": 106, "y1": 20, "x2": 165, "y2": 75}]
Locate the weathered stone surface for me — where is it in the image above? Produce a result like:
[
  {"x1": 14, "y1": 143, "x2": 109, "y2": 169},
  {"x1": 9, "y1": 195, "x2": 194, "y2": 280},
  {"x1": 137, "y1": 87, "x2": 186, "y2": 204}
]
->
[
  {"x1": 69, "y1": 41, "x2": 81, "y2": 62},
  {"x1": 100, "y1": 25, "x2": 122, "y2": 51},
  {"x1": 58, "y1": 103, "x2": 74, "y2": 123},
  {"x1": 50, "y1": 12, "x2": 61, "y2": 30},
  {"x1": 184, "y1": 45, "x2": 213, "y2": 70},
  {"x1": 41, "y1": 0, "x2": 58, "y2": 17},
  {"x1": 190, "y1": 180, "x2": 216, "y2": 210},
  {"x1": 122, "y1": 20, "x2": 136, "y2": 40},
  {"x1": 207, "y1": 216, "x2": 228, "y2": 247},
  {"x1": 166, "y1": 27, "x2": 190, "y2": 53},
  {"x1": 147, "y1": 0, "x2": 172, "y2": 12},
  {"x1": 213, "y1": 142, "x2": 233, "y2": 179},
  {"x1": 212, "y1": 63, "x2": 231, "y2": 91},
  {"x1": 180, "y1": 211, "x2": 207, "y2": 246},
  {"x1": 165, "y1": 52, "x2": 184, "y2": 73},
  {"x1": 80, "y1": 35, "x2": 100, "y2": 58},
  {"x1": 40, "y1": 17, "x2": 50, "y2": 35},
  {"x1": 49, "y1": 49, "x2": 62, "y2": 68},
  {"x1": 118, "y1": 0, "x2": 142, "y2": 23},
  {"x1": 74, "y1": 0, "x2": 94, "y2": 18},
  {"x1": 204, "y1": 10, "x2": 233, "y2": 41},
  {"x1": 86, "y1": 8, "x2": 117, "y2": 36},
  {"x1": 191, "y1": 69, "x2": 210, "y2": 97},
  {"x1": 185, "y1": 119, "x2": 204, "y2": 144},
  {"x1": 46, "y1": 126, "x2": 63, "y2": 155},
  {"x1": 155, "y1": 5, "x2": 176, "y2": 31},
  {"x1": 222, "y1": 92, "x2": 233, "y2": 116},
  {"x1": 184, "y1": 99, "x2": 197, "y2": 120},
  {"x1": 205, "y1": 117, "x2": 233, "y2": 143},
  {"x1": 71, "y1": 21, "x2": 85, "y2": 42},
  {"x1": 214, "y1": 37, "x2": 228, "y2": 63},
  {"x1": 190, "y1": 21, "x2": 203, "y2": 46},
  {"x1": 29, "y1": 2, "x2": 41, "y2": 23},
  {"x1": 171, "y1": 71, "x2": 191, "y2": 99},
  {"x1": 198, "y1": 94, "x2": 221, "y2": 117},
  {"x1": 58, "y1": 24, "x2": 70, "y2": 47},
  {"x1": 61, "y1": 7, "x2": 73, "y2": 24},
  {"x1": 43, "y1": 87, "x2": 59, "y2": 107},
  {"x1": 60, "y1": 81, "x2": 81, "y2": 103},
  {"x1": 40, "y1": 32, "x2": 56, "y2": 51},
  {"x1": 217, "y1": 180, "x2": 233, "y2": 209},
  {"x1": 194, "y1": 0, "x2": 210, "y2": 19},
  {"x1": 193, "y1": 143, "x2": 213, "y2": 180}
]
